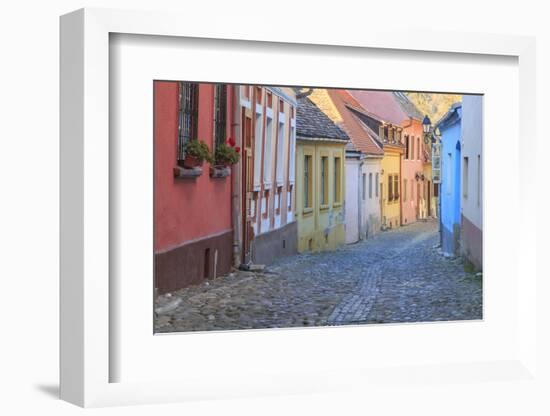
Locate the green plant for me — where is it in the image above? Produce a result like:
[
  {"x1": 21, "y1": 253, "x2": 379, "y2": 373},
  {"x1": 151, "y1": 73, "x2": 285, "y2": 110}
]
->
[
  {"x1": 183, "y1": 139, "x2": 213, "y2": 164},
  {"x1": 214, "y1": 142, "x2": 240, "y2": 166}
]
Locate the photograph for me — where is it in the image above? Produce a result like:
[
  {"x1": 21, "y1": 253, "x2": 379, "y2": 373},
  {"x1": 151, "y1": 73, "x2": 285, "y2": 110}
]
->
[{"x1": 153, "y1": 82, "x2": 483, "y2": 333}]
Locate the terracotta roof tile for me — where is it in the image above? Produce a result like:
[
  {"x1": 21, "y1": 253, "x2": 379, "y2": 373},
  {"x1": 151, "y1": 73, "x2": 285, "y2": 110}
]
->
[{"x1": 326, "y1": 89, "x2": 384, "y2": 156}]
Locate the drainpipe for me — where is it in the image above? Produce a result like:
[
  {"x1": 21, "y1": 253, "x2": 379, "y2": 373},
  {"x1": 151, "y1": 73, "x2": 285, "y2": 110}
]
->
[
  {"x1": 358, "y1": 156, "x2": 363, "y2": 241},
  {"x1": 398, "y1": 145, "x2": 403, "y2": 226}
]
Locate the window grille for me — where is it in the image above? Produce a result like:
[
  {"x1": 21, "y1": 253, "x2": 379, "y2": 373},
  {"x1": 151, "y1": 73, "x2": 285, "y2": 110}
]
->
[
  {"x1": 177, "y1": 82, "x2": 199, "y2": 161},
  {"x1": 213, "y1": 84, "x2": 227, "y2": 148}
]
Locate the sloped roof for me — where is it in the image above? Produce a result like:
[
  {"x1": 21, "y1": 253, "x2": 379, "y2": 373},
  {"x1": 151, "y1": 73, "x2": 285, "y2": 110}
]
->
[
  {"x1": 326, "y1": 89, "x2": 384, "y2": 156},
  {"x1": 435, "y1": 102, "x2": 462, "y2": 131},
  {"x1": 392, "y1": 91, "x2": 424, "y2": 121},
  {"x1": 296, "y1": 91, "x2": 349, "y2": 141},
  {"x1": 347, "y1": 90, "x2": 407, "y2": 125}
]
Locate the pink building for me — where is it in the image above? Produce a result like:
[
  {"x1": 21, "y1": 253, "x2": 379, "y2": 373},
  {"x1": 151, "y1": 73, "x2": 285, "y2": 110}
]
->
[{"x1": 154, "y1": 81, "x2": 236, "y2": 293}]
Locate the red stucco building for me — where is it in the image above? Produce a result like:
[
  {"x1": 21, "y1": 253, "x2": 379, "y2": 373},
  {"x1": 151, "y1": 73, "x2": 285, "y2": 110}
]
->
[{"x1": 154, "y1": 81, "x2": 236, "y2": 293}]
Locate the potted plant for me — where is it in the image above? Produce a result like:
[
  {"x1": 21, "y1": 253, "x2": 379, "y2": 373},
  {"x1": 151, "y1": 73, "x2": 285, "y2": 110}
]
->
[
  {"x1": 180, "y1": 139, "x2": 213, "y2": 169},
  {"x1": 214, "y1": 137, "x2": 240, "y2": 167}
]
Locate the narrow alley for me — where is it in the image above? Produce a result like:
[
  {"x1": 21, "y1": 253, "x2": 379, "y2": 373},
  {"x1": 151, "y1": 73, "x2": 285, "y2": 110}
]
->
[{"x1": 155, "y1": 220, "x2": 482, "y2": 333}]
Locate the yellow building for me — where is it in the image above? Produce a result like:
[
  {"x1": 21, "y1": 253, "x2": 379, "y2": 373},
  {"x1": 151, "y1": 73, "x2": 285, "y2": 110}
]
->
[
  {"x1": 295, "y1": 89, "x2": 349, "y2": 252},
  {"x1": 378, "y1": 123, "x2": 405, "y2": 229}
]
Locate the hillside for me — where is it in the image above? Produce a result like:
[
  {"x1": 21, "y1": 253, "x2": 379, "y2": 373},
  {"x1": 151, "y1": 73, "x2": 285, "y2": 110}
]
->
[{"x1": 405, "y1": 92, "x2": 462, "y2": 124}]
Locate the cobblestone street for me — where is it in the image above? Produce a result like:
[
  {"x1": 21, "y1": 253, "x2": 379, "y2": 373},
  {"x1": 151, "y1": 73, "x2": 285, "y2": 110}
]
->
[{"x1": 155, "y1": 220, "x2": 482, "y2": 333}]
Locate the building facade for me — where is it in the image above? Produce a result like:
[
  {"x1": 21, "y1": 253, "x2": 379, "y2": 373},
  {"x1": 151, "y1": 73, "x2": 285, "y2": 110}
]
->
[
  {"x1": 237, "y1": 86, "x2": 298, "y2": 267},
  {"x1": 437, "y1": 102, "x2": 463, "y2": 256},
  {"x1": 154, "y1": 81, "x2": 235, "y2": 293},
  {"x1": 301, "y1": 89, "x2": 384, "y2": 243},
  {"x1": 349, "y1": 91, "x2": 430, "y2": 228},
  {"x1": 460, "y1": 95, "x2": 483, "y2": 270},
  {"x1": 295, "y1": 89, "x2": 349, "y2": 252}
]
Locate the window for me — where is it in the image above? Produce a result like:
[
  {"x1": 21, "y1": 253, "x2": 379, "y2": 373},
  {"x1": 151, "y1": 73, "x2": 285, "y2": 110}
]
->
[
  {"x1": 375, "y1": 173, "x2": 379, "y2": 197},
  {"x1": 463, "y1": 156, "x2": 469, "y2": 199},
  {"x1": 334, "y1": 156, "x2": 342, "y2": 203},
  {"x1": 477, "y1": 155, "x2": 481, "y2": 206},
  {"x1": 266, "y1": 92, "x2": 272, "y2": 108},
  {"x1": 320, "y1": 156, "x2": 329, "y2": 205},
  {"x1": 213, "y1": 84, "x2": 227, "y2": 148},
  {"x1": 388, "y1": 127, "x2": 394, "y2": 143},
  {"x1": 403, "y1": 178, "x2": 408, "y2": 202},
  {"x1": 253, "y1": 111, "x2": 263, "y2": 188},
  {"x1": 362, "y1": 173, "x2": 367, "y2": 201},
  {"x1": 276, "y1": 119, "x2": 285, "y2": 184},
  {"x1": 255, "y1": 87, "x2": 262, "y2": 104},
  {"x1": 264, "y1": 116, "x2": 273, "y2": 185},
  {"x1": 289, "y1": 124, "x2": 296, "y2": 183},
  {"x1": 177, "y1": 82, "x2": 199, "y2": 161},
  {"x1": 388, "y1": 175, "x2": 393, "y2": 201},
  {"x1": 262, "y1": 190, "x2": 269, "y2": 219},
  {"x1": 304, "y1": 155, "x2": 312, "y2": 209},
  {"x1": 369, "y1": 173, "x2": 373, "y2": 199},
  {"x1": 405, "y1": 135, "x2": 410, "y2": 159},
  {"x1": 417, "y1": 137, "x2": 420, "y2": 160},
  {"x1": 379, "y1": 125, "x2": 385, "y2": 141},
  {"x1": 242, "y1": 85, "x2": 250, "y2": 101},
  {"x1": 394, "y1": 175, "x2": 399, "y2": 200},
  {"x1": 411, "y1": 180, "x2": 414, "y2": 201},
  {"x1": 411, "y1": 137, "x2": 415, "y2": 162},
  {"x1": 288, "y1": 184, "x2": 293, "y2": 211},
  {"x1": 275, "y1": 187, "x2": 282, "y2": 215}
]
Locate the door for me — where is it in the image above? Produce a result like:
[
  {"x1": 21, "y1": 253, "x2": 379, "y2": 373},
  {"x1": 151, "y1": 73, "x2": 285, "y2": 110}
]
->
[
  {"x1": 241, "y1": 110, "x2": 254, "y2": 265},
  {"x1": 427, "y1": 180, "x2": 432, "y2": 217},
  {"x1": 416, "y1": 182, "x2": 421, "y2": 219}
]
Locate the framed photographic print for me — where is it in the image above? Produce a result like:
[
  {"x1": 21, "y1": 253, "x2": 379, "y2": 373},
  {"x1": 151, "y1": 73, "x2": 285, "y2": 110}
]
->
[{"x1": 60, "y1": 7, "x2": 539, "y2": 409}]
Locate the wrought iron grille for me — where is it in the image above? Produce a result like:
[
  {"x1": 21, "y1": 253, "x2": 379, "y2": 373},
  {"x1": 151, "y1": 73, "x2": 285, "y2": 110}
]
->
[
  {"x1": 213, "y1": 84, "x2": 227, "y2": 147},
  {"x1": 177, "y1": 82, "x2": 199, "y2": 161}
]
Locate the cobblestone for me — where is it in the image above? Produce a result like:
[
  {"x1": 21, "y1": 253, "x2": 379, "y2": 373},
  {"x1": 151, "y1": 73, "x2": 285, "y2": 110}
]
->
[{"x1": 155, "y1": 220, "x2": 482, "y2": 333}]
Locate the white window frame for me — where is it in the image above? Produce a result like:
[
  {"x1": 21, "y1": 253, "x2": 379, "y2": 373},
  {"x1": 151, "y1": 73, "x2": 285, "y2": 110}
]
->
[
  {"x1": 263, "y1": 107, "x2": 274, "y2": 188},
  {"x1": 276, "y1": 114, "x2": 285, "y2": 186},
  {"x1": 253, "y1": 105, "x2": 263, "y2": 190}
]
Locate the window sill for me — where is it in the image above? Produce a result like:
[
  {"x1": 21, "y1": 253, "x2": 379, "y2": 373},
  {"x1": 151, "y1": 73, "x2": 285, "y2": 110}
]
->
[
  {"x1": 210, "y1": 166, "x2": 231, "y2": 178},
  {"x1": 320, "y1": 204, "x2": 330, "y2": 211},
  {"x1": 303, "y1": 207, "x2": 313, "y2": 216},
  {"x1": 173, "y1": 166, "x2": 202, "y2": 179},
  {"x1": 333, "y1": 202, "x2": 342, "y2": 208}
]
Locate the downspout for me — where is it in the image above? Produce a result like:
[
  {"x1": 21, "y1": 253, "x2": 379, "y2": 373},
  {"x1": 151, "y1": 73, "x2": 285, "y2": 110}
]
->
[
  {"x1": 400, "y1": 118, "x2": 413, "y2": 225},
  {"x1": 358, "y1": 155, "x2": 364, "y2": 240},
  {"x1": 399, "y1": 147, "x2": 403, "y2": 226}
]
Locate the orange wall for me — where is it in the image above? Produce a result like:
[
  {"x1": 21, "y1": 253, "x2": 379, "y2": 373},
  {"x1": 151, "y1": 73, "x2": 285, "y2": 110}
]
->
[
  {"x1": 401, "y1": 119, "x2": 424, "y2": 225},
  {"x1": 154, "y1": 81, "x2": 233, "y2": 252}
]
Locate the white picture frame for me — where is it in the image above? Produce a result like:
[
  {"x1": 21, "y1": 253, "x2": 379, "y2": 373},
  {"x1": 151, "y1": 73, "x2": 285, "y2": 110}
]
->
[{"x1": 60, "y1": 8, "x2": 539, "y2": 408}]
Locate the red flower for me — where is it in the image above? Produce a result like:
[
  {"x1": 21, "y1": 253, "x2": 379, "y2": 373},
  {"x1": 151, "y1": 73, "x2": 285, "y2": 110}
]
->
[
  {"x1": 235, "y1": 146, "x2": 241, "y2": 153},
  {"x1": 227, "y1": 137, "x2": 236, "y2": 147}
]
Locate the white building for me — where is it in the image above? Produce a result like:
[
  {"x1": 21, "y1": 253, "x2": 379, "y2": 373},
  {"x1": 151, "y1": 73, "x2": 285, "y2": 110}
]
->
[
  {"x1": 304, "y1": 89, "x2": 384, "y2": 244},
  {"x1": 460, "y1": 95, "x2": 483, "y2": 271}
]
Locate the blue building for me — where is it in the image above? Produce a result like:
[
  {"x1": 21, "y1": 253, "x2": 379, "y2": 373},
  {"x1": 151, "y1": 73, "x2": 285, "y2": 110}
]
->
[{"x1": 437, "y1": 103, "x2": 462, "y2": 256}]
